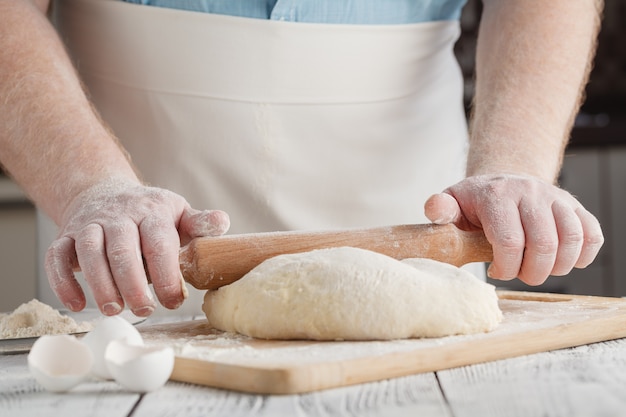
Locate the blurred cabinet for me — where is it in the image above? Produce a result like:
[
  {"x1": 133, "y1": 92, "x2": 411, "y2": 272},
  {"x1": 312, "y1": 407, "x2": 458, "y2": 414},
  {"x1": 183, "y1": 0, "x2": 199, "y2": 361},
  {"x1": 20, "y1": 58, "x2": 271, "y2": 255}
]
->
[
  {"x1": 0, "y1": 177, "x2": 37, "y2": 311},
  {"x1": 608, "y1": 148, "x2": 626, "y2": 296}
]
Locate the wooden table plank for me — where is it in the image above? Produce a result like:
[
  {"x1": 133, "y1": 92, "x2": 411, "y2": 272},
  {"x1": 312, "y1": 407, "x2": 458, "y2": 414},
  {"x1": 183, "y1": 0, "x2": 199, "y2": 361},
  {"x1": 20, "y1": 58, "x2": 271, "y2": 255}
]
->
[
  {"x1": 0, "y1": 354, "x2": 140, "y2": 417},
  {"x1": 4, "y1": 312, "x2": 626, "y2": 417},
  {"x1": 132, "y1": 372, "x2": 450, "y2": 417},
  {"x1": 437, "y1": 339, "x2": 626, "y2": 417}
]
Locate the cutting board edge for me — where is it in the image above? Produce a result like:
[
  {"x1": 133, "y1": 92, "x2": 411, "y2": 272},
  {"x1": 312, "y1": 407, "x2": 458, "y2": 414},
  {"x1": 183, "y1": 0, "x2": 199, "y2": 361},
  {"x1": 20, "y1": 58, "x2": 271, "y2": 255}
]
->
[
  {"x1": 289, "y1": 314, "x2": 626, "y2": 394},
  {"x1": 166, "y1": 291, "x2": 626, "y2": 394},
  {"x1": 168, "y1": 313, "x2": 626, "y2": 395},
  {"x1": 495, "y1": 289, "x2": 622, "y2": 303},
  {"x1": 170, "y1": 357, "x2": 304, "y2": 394}
]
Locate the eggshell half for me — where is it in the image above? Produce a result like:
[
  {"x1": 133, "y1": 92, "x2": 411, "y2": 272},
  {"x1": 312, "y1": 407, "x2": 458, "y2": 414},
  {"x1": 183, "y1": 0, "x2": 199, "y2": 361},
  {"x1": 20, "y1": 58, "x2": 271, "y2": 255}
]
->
[
  {"x1": 81, "y1": 315, "x2": 143, "y2": 379},
  {"x1": 27, "y1": 334, "x2": 93, "y2": 392},
  {"x1": 105, "y1": 339, "x2": 174, "y2": 392}
]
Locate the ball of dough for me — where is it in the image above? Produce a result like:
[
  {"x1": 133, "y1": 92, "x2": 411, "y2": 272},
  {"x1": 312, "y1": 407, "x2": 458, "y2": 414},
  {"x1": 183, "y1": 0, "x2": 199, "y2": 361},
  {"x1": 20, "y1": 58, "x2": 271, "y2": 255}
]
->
[{"x1": 203, "y1": 247, "x2": 502, "y2": 340}]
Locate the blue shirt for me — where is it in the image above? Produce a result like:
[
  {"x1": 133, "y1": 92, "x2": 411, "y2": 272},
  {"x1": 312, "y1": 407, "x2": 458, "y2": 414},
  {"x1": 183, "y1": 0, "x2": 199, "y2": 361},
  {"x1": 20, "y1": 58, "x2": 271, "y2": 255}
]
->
[{"x1": 123, "y1": 0, "x2": 467, "y2": 24}]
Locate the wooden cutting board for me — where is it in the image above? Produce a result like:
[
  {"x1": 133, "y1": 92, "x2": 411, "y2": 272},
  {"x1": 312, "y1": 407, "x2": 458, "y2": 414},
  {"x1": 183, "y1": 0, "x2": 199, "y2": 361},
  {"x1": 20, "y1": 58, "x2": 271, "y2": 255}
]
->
[{"x1": 139, "y1": 291, "x2": 626, "y2": 395}]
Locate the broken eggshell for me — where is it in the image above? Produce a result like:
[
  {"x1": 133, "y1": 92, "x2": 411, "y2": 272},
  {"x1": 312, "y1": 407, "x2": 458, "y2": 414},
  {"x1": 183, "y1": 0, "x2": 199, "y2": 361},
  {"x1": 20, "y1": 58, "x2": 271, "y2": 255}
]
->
[
  {"x1": 105, "y1": 339, "x2": 174, "y2": 392},
  {"x1": 81, "y1": 315, "x2": 143, "y2": 380},
  {"x1": 27, "y1": 334, "x2": 93, "y2": 392}
]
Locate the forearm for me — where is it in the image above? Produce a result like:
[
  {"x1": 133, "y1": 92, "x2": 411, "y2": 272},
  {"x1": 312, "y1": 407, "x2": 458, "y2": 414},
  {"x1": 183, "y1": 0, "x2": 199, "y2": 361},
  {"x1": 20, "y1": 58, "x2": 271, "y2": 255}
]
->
[
  {"x1": 468, "y1": 0, "x2": 602, "y2": 183},
  {"x1": 0, "y1": 0, "x2": 139, "y2": 224}
]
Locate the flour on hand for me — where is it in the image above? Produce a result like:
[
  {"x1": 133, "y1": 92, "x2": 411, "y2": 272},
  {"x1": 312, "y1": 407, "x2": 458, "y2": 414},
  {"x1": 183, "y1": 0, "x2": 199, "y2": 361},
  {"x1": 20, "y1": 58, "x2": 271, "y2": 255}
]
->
[{"x1": 203, "y1": 247, "x2": 502, "y2": 340}]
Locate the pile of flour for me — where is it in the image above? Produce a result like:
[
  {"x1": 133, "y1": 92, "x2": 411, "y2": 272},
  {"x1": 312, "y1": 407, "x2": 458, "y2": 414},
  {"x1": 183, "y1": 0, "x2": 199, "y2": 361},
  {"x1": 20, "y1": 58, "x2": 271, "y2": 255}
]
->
[{"x1": 0, "y1": 299, "x2": 93, "y2": 339}]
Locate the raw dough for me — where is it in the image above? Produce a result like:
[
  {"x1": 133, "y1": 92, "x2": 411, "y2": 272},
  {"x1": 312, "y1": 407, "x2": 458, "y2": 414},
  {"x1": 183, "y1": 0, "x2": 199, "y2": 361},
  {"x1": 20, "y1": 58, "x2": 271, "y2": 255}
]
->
[{"x1": 203, "y1": 247, "x2": 502, "y2": 340}]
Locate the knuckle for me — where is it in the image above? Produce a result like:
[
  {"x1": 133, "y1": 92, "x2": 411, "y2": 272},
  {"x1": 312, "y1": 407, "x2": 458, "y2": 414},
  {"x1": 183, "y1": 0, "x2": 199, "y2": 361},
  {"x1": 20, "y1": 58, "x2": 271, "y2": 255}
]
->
[
  {"x1": 107, "y1": 246, "x2": 143, "y2": 281},
  {"x1": 152, "y1": 279, "x2": 179, "y2": 294},
  {"x1": 74, "y1": 225, "x2": 104, "y2": 253},
  {"x1": 45, "y1": 237, "x2": 79, "y2": 276},
  {"x1": 561, "y1": 229, "x2": 584, "y2": 245},
  {"x1": 481, "y1": 176, "x2": 509, "y2": 193},
  {"x1": 585, "y1": 231, "x2": 605, "y2": 249},
  {"x1": 140, "y1": 188, "x2": 180, "y2": 211},
  {"x1": 142, "y1": 238, "x2": 172, "y2": 259},
  {"x1": 532, "y1": 236, "x2": 559, "y2": 255},
  {"x1": 107, "y1": 243, "x2": 131, "y2": 262},
  {"x1": 77, "y1": 238, "x2": 101, "y2": 255},
  {"x1": 106, "y1": 222, "x2": 136, "y2": 238},
  {"x1": 494, "y1": 233, "x2": 525, "y2": 254},
  {"x1": 45, "y1": 242, "x2": 67, "y2": 267}
]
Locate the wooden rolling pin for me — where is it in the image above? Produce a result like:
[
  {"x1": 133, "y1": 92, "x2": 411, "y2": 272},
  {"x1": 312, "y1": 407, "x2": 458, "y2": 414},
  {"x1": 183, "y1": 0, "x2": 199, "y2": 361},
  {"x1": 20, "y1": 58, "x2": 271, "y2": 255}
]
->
[{"x1": 179, "y1": 223, "x2": 493, "y2": 290}]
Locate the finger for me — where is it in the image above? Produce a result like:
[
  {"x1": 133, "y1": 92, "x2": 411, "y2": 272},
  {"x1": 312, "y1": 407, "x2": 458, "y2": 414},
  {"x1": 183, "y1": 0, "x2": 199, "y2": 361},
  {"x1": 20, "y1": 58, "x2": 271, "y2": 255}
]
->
[
  {"x1": 74, "y1": 223, "x2": 124, "y2": 316},
  {"x1": 574, "y1": 207, "x2": 604, "y2": 268},
  {"x1": 516, "y1": 204, "x2": 558, "y2": 286},
  {"x1": 45, "y1": 236, "x2": 86, "y2": 312},
  {"x1": 179, "y1": 209, "x2": 230, "y2": 244},
  {"x1": 484, "y1": 201, "x2": 525, "y2": 281},
  {"x1": 105, "y1": 223, "x2": 156, "y2": 317},
  {"x1": 140, "y1": 215, "x2": 185, "y2": 310},
  {"x1": 424, "y1": 193, "x2": 462, "y2": 225},
  {"x1": 550, "y1": 200, "x2": 584, "y2": 276}
]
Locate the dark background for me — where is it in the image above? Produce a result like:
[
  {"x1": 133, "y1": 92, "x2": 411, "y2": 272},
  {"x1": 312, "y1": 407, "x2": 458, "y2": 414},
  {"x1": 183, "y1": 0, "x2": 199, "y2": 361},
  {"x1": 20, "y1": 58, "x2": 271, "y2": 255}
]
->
[{"x1": 455, "y1": 0, "x2": 626, "y2": 148}]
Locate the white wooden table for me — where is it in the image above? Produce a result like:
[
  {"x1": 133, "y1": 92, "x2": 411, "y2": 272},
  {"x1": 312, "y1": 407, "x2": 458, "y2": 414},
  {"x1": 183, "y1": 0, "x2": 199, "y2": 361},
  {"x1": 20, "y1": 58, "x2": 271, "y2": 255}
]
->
[{"x1": 3, "y1": 315, "x2": 626, "y2": 417}]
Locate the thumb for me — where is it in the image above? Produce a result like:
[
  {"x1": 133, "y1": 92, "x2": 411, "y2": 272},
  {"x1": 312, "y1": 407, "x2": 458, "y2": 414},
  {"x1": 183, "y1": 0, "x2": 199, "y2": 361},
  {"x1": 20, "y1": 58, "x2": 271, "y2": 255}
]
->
[
  {"x1": 179, "y1": 209, "x2": 230, "y2": 245},
  {"x1": 424, "y1": 193, "x2": 462, "y2": 225}
]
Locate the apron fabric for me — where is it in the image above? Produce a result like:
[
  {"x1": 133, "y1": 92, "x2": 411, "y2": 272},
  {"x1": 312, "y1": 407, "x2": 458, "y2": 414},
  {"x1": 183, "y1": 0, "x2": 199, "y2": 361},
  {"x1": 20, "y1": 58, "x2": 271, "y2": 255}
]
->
[
  {"x1": 121, "y1": 0, "x2": 468, "y2": 24},
  {"x1": 41, "y1": 0, "x2": 481, "y2": 315}
]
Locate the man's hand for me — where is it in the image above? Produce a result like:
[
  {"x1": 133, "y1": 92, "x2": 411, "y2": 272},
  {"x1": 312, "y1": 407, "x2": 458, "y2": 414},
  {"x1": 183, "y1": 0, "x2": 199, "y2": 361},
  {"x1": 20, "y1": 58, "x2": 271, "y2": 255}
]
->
[
  {"x1": 443, "y1": 0, "x2": 604, "y2": 285},
  {"x1": 424, "y1": 174, "x2": 604, "y2": 286},
  {"x1": 45, "y1": 178, "x2": 230, "y2": 317}
]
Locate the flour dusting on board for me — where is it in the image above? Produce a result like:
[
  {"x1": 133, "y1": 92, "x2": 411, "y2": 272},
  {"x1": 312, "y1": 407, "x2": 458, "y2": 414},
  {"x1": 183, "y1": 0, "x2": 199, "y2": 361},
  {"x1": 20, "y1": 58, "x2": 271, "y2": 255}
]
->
[
  {"x1": 141, "y1": 320, "x2": 256, "y2": 361},
  {"x1": 140, "y1": 295, "x2": 618, "y2": 366}
]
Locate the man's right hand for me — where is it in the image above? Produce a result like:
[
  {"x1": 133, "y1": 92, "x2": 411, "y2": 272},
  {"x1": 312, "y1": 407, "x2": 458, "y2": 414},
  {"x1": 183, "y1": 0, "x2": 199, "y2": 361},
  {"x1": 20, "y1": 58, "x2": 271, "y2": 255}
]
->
[{"x1": 45, "y1": 178, "x2": 230, "y2": 317}]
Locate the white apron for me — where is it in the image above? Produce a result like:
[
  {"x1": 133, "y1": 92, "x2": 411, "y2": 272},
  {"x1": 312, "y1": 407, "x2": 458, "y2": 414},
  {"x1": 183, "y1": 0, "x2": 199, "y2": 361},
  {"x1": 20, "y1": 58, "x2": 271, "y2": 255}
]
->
[{"x1": 40, "y1": 0, "x2": 478, "y2": 315}]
